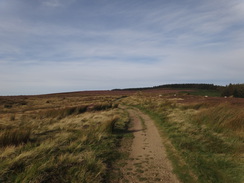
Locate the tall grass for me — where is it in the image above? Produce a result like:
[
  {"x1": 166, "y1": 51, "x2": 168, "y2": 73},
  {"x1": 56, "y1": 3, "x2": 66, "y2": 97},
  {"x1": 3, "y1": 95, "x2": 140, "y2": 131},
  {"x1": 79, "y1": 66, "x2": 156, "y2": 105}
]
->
[
  {"x1": 41, "y1": 102, "x2": 114, "y2": 119},
  {"x1": 128, "y1": 96, "x2": 244, "y2": 183},
  {"x1": 194, "y1": 103, "x2": 244, "y2": 134},
  {"x1": 0, "y1": 98, "x2": 128, "y2": 183},
  {"x1": 0, "y1": 128, "x2": 31, "y2": 147},
  {"x1": 43, "y1": 105, "x2": 88, "y2": 118}
]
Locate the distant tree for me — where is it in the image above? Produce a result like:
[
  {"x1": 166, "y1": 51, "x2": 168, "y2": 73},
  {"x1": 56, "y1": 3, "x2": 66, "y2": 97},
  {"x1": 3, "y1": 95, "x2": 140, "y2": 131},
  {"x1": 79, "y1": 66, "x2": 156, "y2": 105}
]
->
[
  {"x1": 221, "y1": 83, "x2": 244, "y2": 98},
  {"x1": 155, "y1": 83, "x2": 218, "y2": 90}
]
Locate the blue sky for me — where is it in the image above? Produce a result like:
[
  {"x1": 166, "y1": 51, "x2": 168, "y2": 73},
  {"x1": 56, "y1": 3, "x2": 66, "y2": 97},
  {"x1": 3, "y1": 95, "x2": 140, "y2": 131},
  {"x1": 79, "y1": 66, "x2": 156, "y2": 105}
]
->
[{"x1": 0, "y1": 0, "x2": 244, "y2": 95}]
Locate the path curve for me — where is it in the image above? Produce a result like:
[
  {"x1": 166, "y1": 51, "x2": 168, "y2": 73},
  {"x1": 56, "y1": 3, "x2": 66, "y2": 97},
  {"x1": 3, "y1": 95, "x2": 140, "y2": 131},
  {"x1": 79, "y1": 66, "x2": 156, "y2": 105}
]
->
[{"x1": 119, "y1": 107, "x2": 180, "y2": 183}]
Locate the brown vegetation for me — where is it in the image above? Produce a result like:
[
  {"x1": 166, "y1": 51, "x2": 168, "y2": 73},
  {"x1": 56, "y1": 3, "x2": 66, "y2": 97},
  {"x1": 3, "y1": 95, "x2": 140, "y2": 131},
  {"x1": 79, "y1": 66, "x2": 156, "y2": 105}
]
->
[
  {"x1": 1, "y1": 88, "x2": 243, "y2": 182},
  {"x1": 120, "y1": 90, "x2": 244, "y2": 183},
  {"x1": 0, "y1": 92, "x2": 130, "y2": 182}
]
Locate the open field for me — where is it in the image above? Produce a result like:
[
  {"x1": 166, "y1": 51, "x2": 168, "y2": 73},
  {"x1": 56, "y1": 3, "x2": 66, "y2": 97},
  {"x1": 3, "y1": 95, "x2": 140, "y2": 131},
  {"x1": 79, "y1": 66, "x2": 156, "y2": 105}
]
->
[
  {"x1": 0, "y1": 92, "x2": 131, "y2": 182},
  {"x1": 1, "y1": 88, "x2": 244, "y2": 182},
  {"x1": 120, "y1": 90, "x2": 244, "y2": 183}
]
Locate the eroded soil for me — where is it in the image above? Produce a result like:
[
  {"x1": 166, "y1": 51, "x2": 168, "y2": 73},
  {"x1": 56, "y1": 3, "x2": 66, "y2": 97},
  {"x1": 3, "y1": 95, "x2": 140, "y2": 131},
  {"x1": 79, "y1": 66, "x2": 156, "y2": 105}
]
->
[{"x1": 117, "y1": 107, "x2": 179, "y2": 183}]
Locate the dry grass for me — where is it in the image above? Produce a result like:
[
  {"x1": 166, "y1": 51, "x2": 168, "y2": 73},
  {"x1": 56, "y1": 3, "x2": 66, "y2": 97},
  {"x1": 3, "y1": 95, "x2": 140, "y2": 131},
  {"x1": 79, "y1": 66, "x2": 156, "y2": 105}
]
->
[
  {"x1": 124, "y1": 95, "x2": 244, "y2": 183},
  {"x1": 2, "y1": 89, "x2": 243, "y2": 182},
  {"x1": 194, "y1": 103, "x2": 244, "y2": 135},
  {"x1": 0, "y1": 128, "x2": 31, "y2": 147},
  {"x1": 0, "y1": 94, "x2": 129, "y2": 182}
]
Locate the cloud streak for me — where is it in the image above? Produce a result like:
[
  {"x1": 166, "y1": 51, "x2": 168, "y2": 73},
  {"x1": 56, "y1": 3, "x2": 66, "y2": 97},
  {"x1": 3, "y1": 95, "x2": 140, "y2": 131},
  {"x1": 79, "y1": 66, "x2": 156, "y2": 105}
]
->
[{"x1": 0, "y1": 0, "x2": 244, "y2": 95}]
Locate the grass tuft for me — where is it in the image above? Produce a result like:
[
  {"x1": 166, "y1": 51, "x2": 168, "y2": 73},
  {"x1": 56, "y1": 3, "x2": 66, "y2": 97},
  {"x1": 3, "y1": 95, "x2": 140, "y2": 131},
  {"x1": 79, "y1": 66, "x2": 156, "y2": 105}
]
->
[
  {"x1": 0, "y1": 96, "x2": 129, "y2": 183},
  {"x1": 0, "y1": 128, "x2": 31, "y2": 147},
  {"x1": 128, "y1": 96, "x2": 244, "y2": 183},
  {"x1": 194, "y1": 103, "x2": 244, "y2": 134}
]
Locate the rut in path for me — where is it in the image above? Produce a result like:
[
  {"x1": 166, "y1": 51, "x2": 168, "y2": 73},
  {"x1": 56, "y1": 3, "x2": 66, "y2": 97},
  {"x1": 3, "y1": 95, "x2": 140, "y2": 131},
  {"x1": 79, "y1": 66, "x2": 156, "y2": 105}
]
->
[{"x1": 119, "y1": 107, "x2": 180, "y2": 183}]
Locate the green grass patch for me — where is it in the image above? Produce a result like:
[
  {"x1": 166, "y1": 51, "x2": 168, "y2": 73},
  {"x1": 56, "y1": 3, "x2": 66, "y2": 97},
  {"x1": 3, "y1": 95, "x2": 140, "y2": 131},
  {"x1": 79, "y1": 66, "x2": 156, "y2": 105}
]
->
[
  {"x1": 135, "y1": 106, "x2": 197, "y2": 183},
  {"x1": 180, "y1": 89, "x2": 221, "y2": 97},
  {"x1": 133, "y1": 101, "x2": 243, "y2": 183}
]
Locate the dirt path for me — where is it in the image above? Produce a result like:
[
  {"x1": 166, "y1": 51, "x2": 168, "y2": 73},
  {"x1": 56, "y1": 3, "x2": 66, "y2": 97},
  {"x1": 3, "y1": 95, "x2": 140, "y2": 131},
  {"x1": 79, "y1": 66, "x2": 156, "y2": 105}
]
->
[{"x1": 118, "y1": 107, "x2": 180, "y2": 183}]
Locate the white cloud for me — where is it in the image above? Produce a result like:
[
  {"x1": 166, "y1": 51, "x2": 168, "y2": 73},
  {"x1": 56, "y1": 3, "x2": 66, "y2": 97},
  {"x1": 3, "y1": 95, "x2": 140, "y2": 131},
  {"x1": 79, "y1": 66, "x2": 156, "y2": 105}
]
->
[{"x1": 0, "y1": 0, "x2": 243, "y2": 95}]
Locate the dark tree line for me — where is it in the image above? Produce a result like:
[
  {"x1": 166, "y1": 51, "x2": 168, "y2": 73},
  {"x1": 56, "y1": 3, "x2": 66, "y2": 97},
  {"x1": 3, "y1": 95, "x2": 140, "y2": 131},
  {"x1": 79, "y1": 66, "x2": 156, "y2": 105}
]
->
[
  {"x1": 113, "y1": 83, "x2": 244, "y2": 98},
  {"x1": 221, "y1": 84, "x2": 244, "y2": 98},
  {"x1": 154, "y1": 83, "x2": 218, "y2": 90},
  {"x1": 113, "y1": 83, "x2": 219, "y2": 91}
]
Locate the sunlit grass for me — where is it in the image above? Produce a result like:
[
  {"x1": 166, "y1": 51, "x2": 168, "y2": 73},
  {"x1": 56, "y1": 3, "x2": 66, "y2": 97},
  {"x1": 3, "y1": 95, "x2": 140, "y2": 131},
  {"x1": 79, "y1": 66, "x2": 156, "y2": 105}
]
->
[
  {"x1": 126, "y1": 95, "x2": 244, "y2": 183},
  {"x1": 194, "y1": 103, "x2": 244, "y2": 135},
  {"x1": 0, "y1": 95, "x2": 129, "y2": 182}
]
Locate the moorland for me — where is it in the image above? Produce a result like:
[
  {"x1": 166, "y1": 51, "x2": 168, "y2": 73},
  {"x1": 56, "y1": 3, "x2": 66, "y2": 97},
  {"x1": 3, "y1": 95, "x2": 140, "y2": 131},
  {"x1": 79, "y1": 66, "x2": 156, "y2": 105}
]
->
[{"x1": 0, "y1": 84, "x2": 243, "y2": 183}]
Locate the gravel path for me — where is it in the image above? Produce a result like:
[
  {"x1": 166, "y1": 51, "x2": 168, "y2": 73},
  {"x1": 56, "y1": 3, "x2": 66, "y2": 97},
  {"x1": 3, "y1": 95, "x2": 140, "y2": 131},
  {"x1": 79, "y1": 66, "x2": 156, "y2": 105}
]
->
[{"x1": 118, "y1": 107, "x2": 180, "y2": 183}]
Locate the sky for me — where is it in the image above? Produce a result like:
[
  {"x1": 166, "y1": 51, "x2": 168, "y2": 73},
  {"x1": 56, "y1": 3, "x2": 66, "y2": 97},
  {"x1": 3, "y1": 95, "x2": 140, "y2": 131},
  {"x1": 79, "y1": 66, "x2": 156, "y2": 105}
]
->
[{"x1": 0, "y1": 0, "x2": 244, "y2": 95}]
